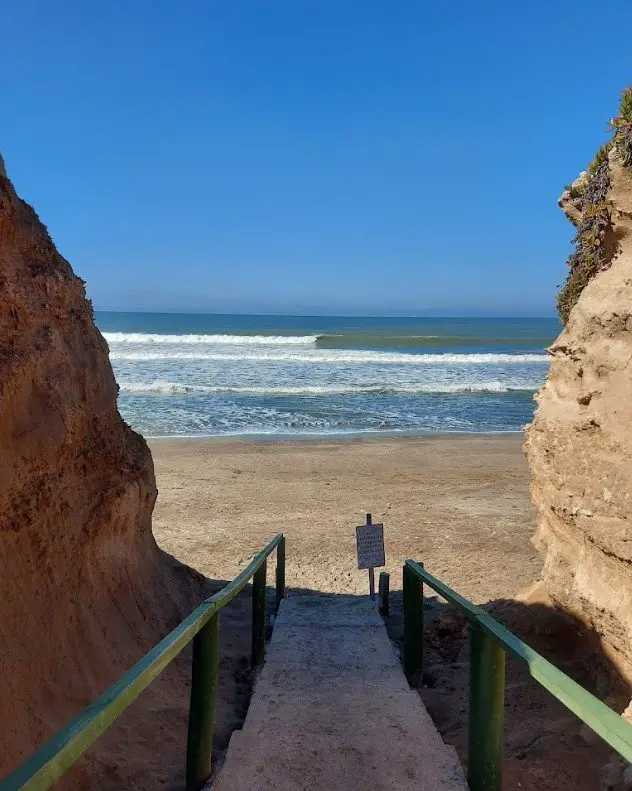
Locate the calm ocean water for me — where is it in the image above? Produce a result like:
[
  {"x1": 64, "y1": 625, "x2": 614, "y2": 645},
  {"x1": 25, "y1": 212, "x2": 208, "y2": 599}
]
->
[{"x1": 95, "y1": 313, "x2": 559, "y2": 438}]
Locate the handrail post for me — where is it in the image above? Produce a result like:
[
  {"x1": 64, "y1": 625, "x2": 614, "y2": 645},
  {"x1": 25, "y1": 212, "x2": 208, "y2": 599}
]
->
[
  {"x1": 403, "y1": 562, "x2": 424, "y2": 679},
  {"x1": 468, "y1": 624, "x2": 505, "y2": 791},
  {"x1": 252, "y1": 559, "x2": 267, "y2": 666},
  {"x1": 275, "y1": 536, "x2": 286, "y2": 614},
  {"x1": 186, "y1": 612, "x2": 220, "y2": 791},
  {"x1": 378, "y1": 571, "x2": 390, "y2": 616}
]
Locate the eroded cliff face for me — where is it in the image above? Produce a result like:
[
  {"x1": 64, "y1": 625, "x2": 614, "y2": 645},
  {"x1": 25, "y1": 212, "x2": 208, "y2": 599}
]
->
[
  {"x1": 525, "y1": 126, "x2": 632, "y2": 682},
  {"x1": 0, "y1": 156, "x2": 205, "y2": 784}
]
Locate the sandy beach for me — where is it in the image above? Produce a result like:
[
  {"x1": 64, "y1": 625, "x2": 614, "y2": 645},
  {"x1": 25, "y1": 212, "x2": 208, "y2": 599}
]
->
[{"x1": 150, "y1": 433, "x2": 540, "y2": 603}]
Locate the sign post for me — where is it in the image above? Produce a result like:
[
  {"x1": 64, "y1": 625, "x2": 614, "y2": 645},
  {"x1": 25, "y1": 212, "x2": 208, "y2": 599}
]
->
[{"x1": 355, "y1": 512, "x2": 385, "y2": 601}]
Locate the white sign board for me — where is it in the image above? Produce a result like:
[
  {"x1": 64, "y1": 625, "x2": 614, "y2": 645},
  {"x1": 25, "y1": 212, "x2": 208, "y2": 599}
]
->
[{"x1": 356, "y1": 523, "x2": 385, "y2": 570}]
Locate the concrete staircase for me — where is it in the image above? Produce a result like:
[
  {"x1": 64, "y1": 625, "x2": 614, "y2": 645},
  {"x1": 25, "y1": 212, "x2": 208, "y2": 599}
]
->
[{"x1": 209, "y1": 594, "x2": 467, "y2": 791}]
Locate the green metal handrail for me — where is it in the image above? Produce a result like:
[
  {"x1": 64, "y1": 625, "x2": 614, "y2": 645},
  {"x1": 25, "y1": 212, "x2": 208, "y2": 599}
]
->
[
  {"x1": 403, "y1": 559, "x2": 632, "y2": 791},
  {"x1": 0, "y1": 534, "x2": 286, "y2": 791}
]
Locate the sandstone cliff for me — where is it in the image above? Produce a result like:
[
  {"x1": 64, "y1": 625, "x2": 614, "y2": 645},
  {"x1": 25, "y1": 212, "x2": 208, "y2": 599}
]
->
[
  {"x1": 525, "y1": 89, "x2": 632, "y2": 683},
  {"x1": 0, "y1": 156, "x2": 206, "y2": 786}
]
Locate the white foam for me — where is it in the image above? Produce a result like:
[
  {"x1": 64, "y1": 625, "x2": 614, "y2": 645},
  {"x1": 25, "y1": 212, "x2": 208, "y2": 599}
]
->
[
  {"x1": 110, "y1": 350, "x2": 549, "y2": 365},
  {"x1": 104, "y1": 332, "x2": 318, "y2": 345},
  {"x1": 119, "y1": 380, "x2": 207, "y2": 395},
  {"x1": 118, "y1": 380, "x2": 539, "y2": 396}
]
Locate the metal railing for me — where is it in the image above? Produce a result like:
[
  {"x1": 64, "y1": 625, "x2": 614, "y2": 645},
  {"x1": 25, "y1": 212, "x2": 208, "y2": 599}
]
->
[
  {"x1": 0, "y1": 534, "x2": 286, "y2": 791},
  {"x1": 403, "y1": 559, "x2": 632, "y2": 791}
]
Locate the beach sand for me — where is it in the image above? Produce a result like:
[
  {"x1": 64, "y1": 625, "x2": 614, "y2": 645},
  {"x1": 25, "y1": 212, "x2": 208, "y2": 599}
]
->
[{"x1": 150, "y1": 433, "x2": 540, "y2": 603}]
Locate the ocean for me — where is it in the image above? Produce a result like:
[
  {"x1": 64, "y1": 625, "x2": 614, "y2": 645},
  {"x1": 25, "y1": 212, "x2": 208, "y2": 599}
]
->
[{"x1": 95, "y1": 313, "x2": 559, "y2": 439}]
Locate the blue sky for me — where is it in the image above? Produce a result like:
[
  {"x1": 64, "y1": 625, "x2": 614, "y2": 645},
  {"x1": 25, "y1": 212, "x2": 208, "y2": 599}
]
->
[{"x1": 2, "y1": 1, "x2": 632, "y2": 316}]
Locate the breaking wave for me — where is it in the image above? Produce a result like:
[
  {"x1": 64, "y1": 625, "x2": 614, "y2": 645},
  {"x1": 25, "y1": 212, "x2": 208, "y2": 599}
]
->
[
  {"x1": 110, "y1": 350, "x2": 549, "y2": 365},
  {"x1": 104, "y1": 332, "x2": 318, "y2": 345},
  {"x1": 119, "y1": 380, "x2": 539, "y2": 396}
]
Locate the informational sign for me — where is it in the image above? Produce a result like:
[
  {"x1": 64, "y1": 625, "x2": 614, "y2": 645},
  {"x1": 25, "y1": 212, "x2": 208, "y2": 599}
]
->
[{"x1": 356, "y1": 522, "x2": 385, "y2": 570}]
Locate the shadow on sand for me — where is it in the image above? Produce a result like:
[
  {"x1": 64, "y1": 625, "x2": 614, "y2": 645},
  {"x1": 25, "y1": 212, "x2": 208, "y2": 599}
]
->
[
  {"x1": 383, "y1": 585, "x2": 631, "y2": 791},
  {"x1": 71, "y1": 576, "x2": 630, "y2": 791}
]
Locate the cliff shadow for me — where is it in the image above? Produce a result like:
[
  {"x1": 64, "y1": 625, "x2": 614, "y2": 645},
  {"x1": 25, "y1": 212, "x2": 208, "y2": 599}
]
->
[
  {"x1": 384, "y1": 586, "x2": 631, "y2": 791},
  {"x1": 69, "y1": 572, "x2": 256, "y2": 791},
  {"x1": 50, "y1": 578, "x2": 632, "y2": 791}
]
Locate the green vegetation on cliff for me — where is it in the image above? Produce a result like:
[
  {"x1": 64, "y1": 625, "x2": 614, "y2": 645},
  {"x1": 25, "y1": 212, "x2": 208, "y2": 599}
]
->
[{"x1": 557, "y1": 87, "x2": 632, "y2": 323}]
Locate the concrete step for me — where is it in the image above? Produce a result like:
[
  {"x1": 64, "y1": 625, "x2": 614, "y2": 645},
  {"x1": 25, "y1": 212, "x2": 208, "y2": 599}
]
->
[{"x1": 209, "y1": 594, "x2": 467, "y2": 791}]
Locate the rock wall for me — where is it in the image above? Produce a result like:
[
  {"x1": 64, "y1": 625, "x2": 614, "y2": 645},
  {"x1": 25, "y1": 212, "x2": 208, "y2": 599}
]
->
[
  {"x1": 525, "y1": 104, "x2": 632, "y2": 682},
  {"x1": 0, "y1": 156, "x2": 205, "y2": 785}
]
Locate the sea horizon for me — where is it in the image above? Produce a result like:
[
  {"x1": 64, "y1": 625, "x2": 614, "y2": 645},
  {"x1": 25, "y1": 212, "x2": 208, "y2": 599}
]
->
[{"x1": 94, "y1": 308, "x2": 558, "y2": 319}]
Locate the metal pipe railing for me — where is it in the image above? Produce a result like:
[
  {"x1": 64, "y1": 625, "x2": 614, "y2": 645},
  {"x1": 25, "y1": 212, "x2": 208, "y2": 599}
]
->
[
  {"x1": 403, "y1": 558, "x2": 632, "y2": 791},
  {"x1": 1, "y1": 534, "x2": 286, "y2": 791}
]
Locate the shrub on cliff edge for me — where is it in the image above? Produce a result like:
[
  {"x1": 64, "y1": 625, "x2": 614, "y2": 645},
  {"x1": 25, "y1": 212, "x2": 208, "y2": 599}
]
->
[{"x1": 557, "y1": 87, "x2": 632, "y2": 323}]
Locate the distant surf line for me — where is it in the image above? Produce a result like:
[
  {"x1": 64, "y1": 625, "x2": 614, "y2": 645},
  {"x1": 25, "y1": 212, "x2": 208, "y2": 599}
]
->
[
  {"x1": 103, "y1": 332, "x2": 318, "y2": 345},
  {"x1": 110, "y1": 350, "x2": 550, "y2": 364},
  {"x1": 103, "y1": 331, "x2": 553, "y2": 349}
]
